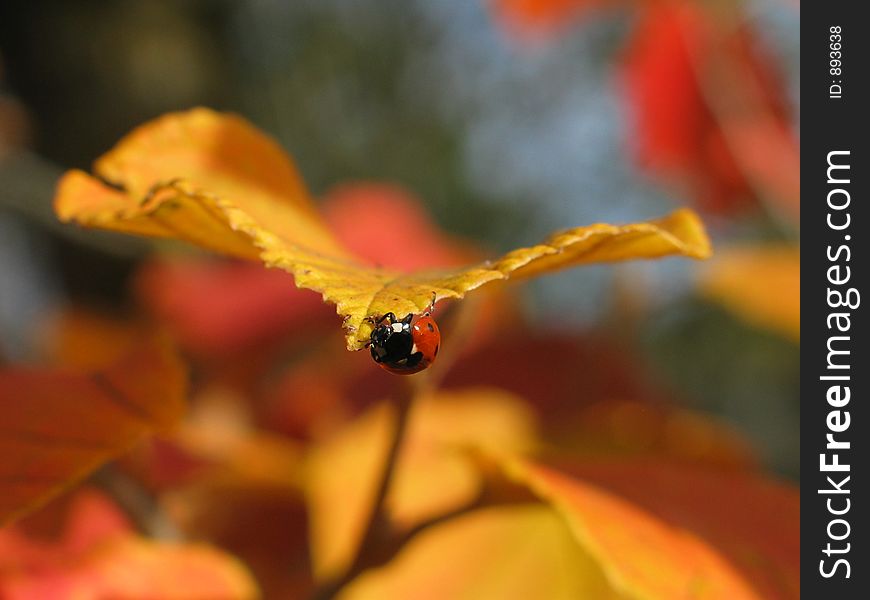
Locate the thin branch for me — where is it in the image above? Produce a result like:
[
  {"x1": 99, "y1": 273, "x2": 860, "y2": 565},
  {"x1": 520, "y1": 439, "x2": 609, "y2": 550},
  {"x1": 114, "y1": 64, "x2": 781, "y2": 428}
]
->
[
  {"x1": 91, "y1": 463, "x2": 182, "y2": 541},
  {"x1": 310, "y1": 379, "x2": 416, "y2": 600}
]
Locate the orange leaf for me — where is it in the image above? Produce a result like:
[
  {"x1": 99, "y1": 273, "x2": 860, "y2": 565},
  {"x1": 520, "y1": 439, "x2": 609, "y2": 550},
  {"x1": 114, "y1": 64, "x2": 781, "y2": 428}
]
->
[
  {"x1": 304, "y1": 388, "x2": 538, "y2": 580},
  {"x1": 556, "y1": 460, "x2": 800, "y2": 599},
  {"x1": 699, "y1": 244, "x2": 800, "y2": 341},
  {"x1": 0, "y1": 337, "x2": 187, "y2": 525},
  {"x1": 55, "y1": 108, "x2": 711, "y2": 351},
  {"x1": 0, "y1": 490, "x2": 258, "y2": 599},
  {"x1": 340, "y1": 504, "x2": 620, "y2": 600},
  {"x1": 500, "y1": 457, "x2": 762, "y2": 599}
]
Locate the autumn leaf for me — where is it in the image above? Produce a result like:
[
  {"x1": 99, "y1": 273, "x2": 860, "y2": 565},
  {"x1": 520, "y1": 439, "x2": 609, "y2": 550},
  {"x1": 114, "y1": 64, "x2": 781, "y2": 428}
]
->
[
  {"x1": 120, "y1": 394, "x2": 312, "y2": 597},
  {"x1": 499, "y1": 457, "x2": 762, "y2": 599},
  {"x1": 699, "y1": 244, "x2": 800, "y2": 341},
  {"x1": 55, "y1": 108, "x2": 711, "y2": 351},
  {"x1": 304, "y1": 388, "x2": 538, "y2": 580},
  {"x1": 136, "y1": 258, "x2": 332, "y2": 358},
  {"x1": 0, "y1": 489, "x2": 258, "y2": 599},
  {"x1": 622, "y1": 2, "x2": 798, "y2": 218},
  {"x1": 166, "y1": 391, "x2": 304, "y2": 490},
  {"x1": 37, "y1": 308, "x2": 146, "y2": 371},
  {"x1": 340, "y1": 504, "x2": 620, "y2": 600},
  {"x1": 343, "y1": 456, "x2": 793, "y2": 599},
  {"x1": 133, "y1": 181, "x2": 476, "y2": 358},
  {"x1": 162, "y1": 480, "x2": 312, "y2": 600},
  {"x1": 0, "y1": 336, "x2": 186, "y2": 526},
  {"x1": 321, "y1": 182, "x2": 480, "y2": 271},
  {"x1": 552, "y1": 460, "x2": 800, "y2": 599}
]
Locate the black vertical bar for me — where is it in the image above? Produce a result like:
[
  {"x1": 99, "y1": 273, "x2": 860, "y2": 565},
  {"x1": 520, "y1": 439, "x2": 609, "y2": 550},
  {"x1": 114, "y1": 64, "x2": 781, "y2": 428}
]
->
[{"x1": 803, "y1": 2, "x2": 867, "y2": 597}]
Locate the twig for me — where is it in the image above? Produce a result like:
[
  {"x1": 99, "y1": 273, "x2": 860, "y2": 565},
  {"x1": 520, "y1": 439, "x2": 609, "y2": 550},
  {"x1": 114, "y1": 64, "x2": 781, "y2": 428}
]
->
[
  {"x1": 310, "y1": 378, "x2": 416, "y2": 600},
  {"x1": 91, "y1": 463, "x2": 182, "y2": 541}
]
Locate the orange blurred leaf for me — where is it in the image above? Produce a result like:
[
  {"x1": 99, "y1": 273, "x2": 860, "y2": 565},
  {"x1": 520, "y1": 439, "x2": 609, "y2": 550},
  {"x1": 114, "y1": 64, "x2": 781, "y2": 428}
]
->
[
  {"x1": 55, "y1": 108, "x2": 711, "y2": 350},
  {"x1": 699, "y1": 244, "x2": 800, "y2": 341},
  {"x1": 499, "y1": 457, "x2": 762, "y2": 599},
  {"x1": 305, "y1": 388, "x2": 538, "y2": 580},
  {"x1": 37, "y1": 308, "x2": 145, "y2": 371},
  {"x1": 0, "y1": 337, "x2": 187, "y2": 526},
  {"x1": 0, "y1": 490, "x2": 258, "y2": 599},
  {"x1": 169, "y1": 392, "x2": 304, "y2": 490},
  {"x1": 554, "y1": 460, "x2": 800, "y2": 599},
  {"x1": 340, "y1": 504, "x2": 620, "y2": 600}
]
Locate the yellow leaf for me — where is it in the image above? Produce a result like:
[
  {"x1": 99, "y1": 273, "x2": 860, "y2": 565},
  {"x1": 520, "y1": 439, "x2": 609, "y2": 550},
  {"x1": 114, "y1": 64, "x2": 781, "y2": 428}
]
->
[
  {"x1": 500, "y1": 457, "x2": 761, "y2": 600},
  {"x1": 55, "y1": 108, "x2": 712, "y2": 350},
  {"x1": 340, "y1": 505, "x2": 622, "y2": 600},
  {"x1": 304, "y1": 388, "x2": 538, "y2": 580},
  {"x1": 699, "y1": 245, "x2": 799, "y2": 341}
]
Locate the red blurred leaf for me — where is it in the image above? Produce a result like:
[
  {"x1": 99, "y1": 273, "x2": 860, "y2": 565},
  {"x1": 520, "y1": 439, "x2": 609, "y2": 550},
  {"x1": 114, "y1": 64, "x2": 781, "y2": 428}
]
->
[
  {"x1": 322, "y1": 182, "x2": 478, "y2": 271},
  {"x1": 164, "y1": 482, "x2": 311, "y2": 600},
  {"x1": 622, "y1": 3, "x2": 798, "y2": 218},
  {"x1": 136, "y1": 258, "x2": 331, "y2": 358},
  {"x1": 0, "y1": 336, "x2": 187, "y2": 525},
  {"x1": 0, "y1": 490, "x2": 258, "y2": 599},
  {"x1": 443, "y1": 332, "x2": 668, "y2": 424}
]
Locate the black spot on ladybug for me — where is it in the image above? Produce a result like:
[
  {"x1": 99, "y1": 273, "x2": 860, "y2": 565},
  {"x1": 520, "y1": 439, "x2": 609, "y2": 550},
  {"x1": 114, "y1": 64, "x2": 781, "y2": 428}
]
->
[
  {"x1": 434, "y1": 344, "x2": 439, "y2": 356},
  {"x1": 427, "y1": 322, "x2": 434, "y2": 332}
]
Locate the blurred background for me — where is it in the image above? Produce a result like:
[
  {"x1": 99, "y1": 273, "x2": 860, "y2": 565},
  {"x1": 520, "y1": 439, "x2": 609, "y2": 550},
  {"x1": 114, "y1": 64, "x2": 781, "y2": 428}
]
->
[{"x1": 0, "y1": 0, "x2": 799, "y2": 478}]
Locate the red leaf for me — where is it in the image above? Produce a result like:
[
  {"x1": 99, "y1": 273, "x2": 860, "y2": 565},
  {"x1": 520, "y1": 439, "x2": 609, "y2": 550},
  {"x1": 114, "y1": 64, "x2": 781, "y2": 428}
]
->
[
  {"x1": 622, "y1": 3, "x2": 798, "y2": 217},
  {"x1": 321, "y1": 182, "x2": 477, "y2": 272},
  {"x1": 0, "y1": 336, "x2": 186, "y2": 525},
  {"x1": 0, "y1": 490, "x2": 258, "y2": 599}
]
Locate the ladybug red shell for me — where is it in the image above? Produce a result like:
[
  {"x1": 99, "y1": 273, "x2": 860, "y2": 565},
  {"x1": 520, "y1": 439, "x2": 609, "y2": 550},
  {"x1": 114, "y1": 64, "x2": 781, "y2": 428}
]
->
[{"x1": 369, "y1": 310, "x2": 441, "y2": 375}]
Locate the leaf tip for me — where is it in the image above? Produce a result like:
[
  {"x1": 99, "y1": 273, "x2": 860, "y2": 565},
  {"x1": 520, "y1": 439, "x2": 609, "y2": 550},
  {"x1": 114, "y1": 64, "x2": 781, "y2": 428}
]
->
[{"x1": 666, "y1": 208, "x2": 714, "y2": 260}]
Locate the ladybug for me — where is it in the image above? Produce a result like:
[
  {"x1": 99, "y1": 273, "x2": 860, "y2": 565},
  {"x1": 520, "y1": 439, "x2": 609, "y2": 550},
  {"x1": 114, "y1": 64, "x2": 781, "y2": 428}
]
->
[{"x1": 369, "y1": 301, "x2": 440, "y2": 375}]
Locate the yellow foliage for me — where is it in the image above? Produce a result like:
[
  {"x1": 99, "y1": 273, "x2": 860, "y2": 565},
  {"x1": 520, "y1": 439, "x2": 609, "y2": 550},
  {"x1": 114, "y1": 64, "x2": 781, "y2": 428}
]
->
[{"x1": 55, "y1": 108, "x2": 712, "y2": 350}]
